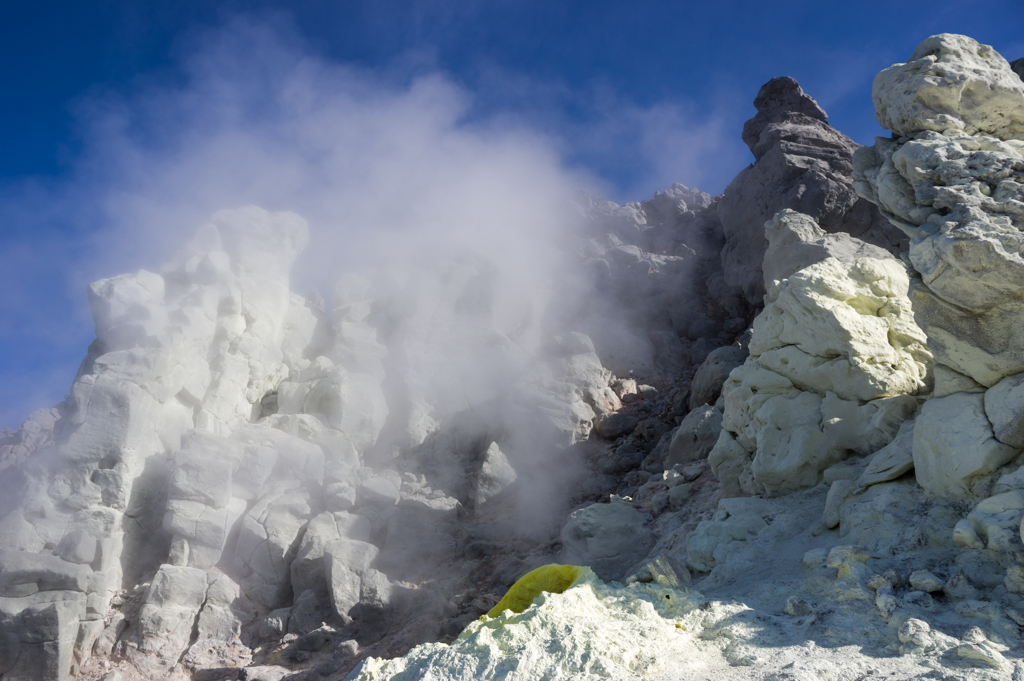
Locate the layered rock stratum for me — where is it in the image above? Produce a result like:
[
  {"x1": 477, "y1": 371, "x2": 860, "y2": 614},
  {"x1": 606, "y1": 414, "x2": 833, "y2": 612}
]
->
[{"x1": 3, "y1": 31, "x2": 1024, "y2": 681}]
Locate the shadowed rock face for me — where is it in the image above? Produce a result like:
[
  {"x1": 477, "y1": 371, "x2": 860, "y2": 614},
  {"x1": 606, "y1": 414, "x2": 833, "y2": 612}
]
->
[
  {"x1": 741, "y1": 76, "x2": 829, "y2": 160},
  {"x1": 1012, "y1": 57, "x2": 1024, "y2": 82},
  {"x1": 719, "y1": 77, "x2": 905, "y2": 306}
]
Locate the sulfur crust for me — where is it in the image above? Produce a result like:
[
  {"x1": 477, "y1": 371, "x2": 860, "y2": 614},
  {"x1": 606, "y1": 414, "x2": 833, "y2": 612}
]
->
[
  {"x1": 347, "y1": 567, "x2": 709, "y2": 681},
  {"x1": 485, "y1": 563, "x2": 585, "y2": 618}
]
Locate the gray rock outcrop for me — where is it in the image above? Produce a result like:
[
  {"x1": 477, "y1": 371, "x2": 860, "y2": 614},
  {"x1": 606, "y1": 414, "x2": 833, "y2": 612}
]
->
[
  {"x1": 559, "y1": 501, "x2": 656, "y2": 581},
  {"x1": 1012, "y1": 57, "x2": 1024, "y2": 82},
  {"x1": 688, "y1": 346, "x2": 747, "y2": 410},
  {"x1": 665, "y1": 405, "x2": 722, "y2": 468},
  {"x1": 571, "y1": 185, "x2": 749, "y2": 371},
  {"x1": 719, "y1": 77, "x2": 905, "y2": 305}
]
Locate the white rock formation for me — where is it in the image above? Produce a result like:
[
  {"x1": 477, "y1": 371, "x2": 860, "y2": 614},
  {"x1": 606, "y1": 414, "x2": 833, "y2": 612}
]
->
[
  {"x1": 11, "y1": 30, "x2": 1024, "y2": 681},
  {"x1": 0, "y1": 207, "x2": 322, "y2": 679},
  {"x1": 709, "y1": 209, "x2": 932, "y2": 497},
  {"x1": 0, "y1": 195, "x2": 643, "y2": 678},
  {"x1": 852, "y1": 33, "x2": 1024, "y2": 640},
  {"x1": 854, "y1": 33, "x2": 1024, "y2": 497},
  {"x1": 872, "y1": 33, "x2": 1024, "y2": 141}
]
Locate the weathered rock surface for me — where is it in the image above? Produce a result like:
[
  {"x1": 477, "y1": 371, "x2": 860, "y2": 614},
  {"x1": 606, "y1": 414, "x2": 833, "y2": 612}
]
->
[
  {"x1": 710, "y1": 210, "x2": 931, "y2": 497},
  {"x1": 688, "y1": 346, "x2": 747, "y2": 410},
  {"x1": 914, "y1": 393, "x2": 1016, "y2": 498},
  {"x1": 872, "y1": 34, "x2": 1024, "y2": 141},
  {"x1": 855, "y1": 34, "x2": 1024, "y2": 497},
  {"x1": 856, "y1": 418, "x2": 916, "y2": 488},
  {"x1": 664, "y1": 405, "x2": 722, "y2": 468},
  {"x1": 560, "y1": 501, "x2": 656, "y2": 581},
  {"x1": 0, "y1": 407, "x2": 61, "y2": 474},
  {"x1": 719, "y1": 77, "x2": 905, "y2": 304},
  {"x1": 13, "y1": 29, "x2": 1024, "y2": 681}
]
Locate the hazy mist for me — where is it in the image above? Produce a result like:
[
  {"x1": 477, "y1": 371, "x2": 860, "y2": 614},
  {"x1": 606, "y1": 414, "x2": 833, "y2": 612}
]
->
[{"x1": 0, "y1": 15, "x2": 744, "y2": 428}]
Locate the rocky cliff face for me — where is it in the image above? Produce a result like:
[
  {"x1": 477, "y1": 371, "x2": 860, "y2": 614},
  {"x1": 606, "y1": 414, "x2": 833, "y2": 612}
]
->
[
  {"x1": 718, "y1": 77, "x2": 905, "y2": 306},
  {"x1": 0, "y1": 170, "x2": 746, "y2": 679},
  {"x1": 854, "y1": 33, "x2": 1024, "y2": 499},
  {"x1": 4, "y1": 30, "x2": 1024, "y2": 681},
  {"x1": 709, "y1": 209, "x2": 932, "y2": 498}
]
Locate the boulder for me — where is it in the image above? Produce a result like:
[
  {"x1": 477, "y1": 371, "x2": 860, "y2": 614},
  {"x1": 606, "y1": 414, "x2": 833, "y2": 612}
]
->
[
  {"x1": 857, "y1": 419, "x2": 916, "y2": 488},
  {"x1": 354, "y1": 568, "x2": 394, "y2": 641},
  {"x1": 138, "y1": 565, "x2": 209, "y2": 660},
  {"x1": 559, "y1": 501, "x2": 655, "y2": 581},
  {"x1": 961, "y1": 491, "x2": 1024, "y2": 552},
  {"x1": 707, "y1": 430, "x2": 755, "y2": 498},
  {"x1": 634, "y1": 418, "x2": 670, "y2": 443},
  {"x1": 664, "y1": 406, "x2": 722, "y2": 468},
  {"x1": 184, "y1": 573, "x2": 250, "y2": 668},
  {"x1": 473, "y1": 442, "x2": 517, "y2": 505},
  {"x1": 593, "y1": 413, "x2": 639, "y2": 440},
  {"x1": 290, "y1": 512, "x2": 371, "y2": 600},
  {"x1": 325, "y1": 538, "x2": 381, "y2": 623},
  {"x1": 872, "y1": 34, "x2": 1024, "y2": 141},
  {"x1": 358, "y1": 477, "x2": 401, "y2": 508},
  {"x1": 0, "y1": 596, "x2": 84, "y2": 681},
  {"x1": 984, "y1": 372, "x2": 1024, "y2": 448},
  {"x1": 688, "y1": 346, "x2": 747, "y2": 410},
  {"x1": 751, "y1": 426, "x2": 838, "y2": 497},
  {"x1": 625, "y1": 554, "x2": 691, "y2": 590},
  {"x1": 288, "y1": 589, "x2": 328, "y2": 635},
  {"x1": 233, "y1": 489, "x2": 315, "y2": 609},
  {"x1": 913, "y1": 393, "x2": 1017, "y2": 498},
  {"x1": 711, "y1": 210, "x2": 930, "y2": 497}
]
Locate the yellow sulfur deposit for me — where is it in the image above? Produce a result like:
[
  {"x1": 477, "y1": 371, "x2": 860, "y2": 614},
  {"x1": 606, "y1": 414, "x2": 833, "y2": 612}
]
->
[{"x1": 486, "y1": 564, "x2": 586, "y2": 617}]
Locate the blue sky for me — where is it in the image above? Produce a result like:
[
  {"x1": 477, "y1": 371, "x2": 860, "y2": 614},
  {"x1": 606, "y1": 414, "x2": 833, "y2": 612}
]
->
[{"x1": 1, "y1": 0, "x2": 1023, "y2": 428}]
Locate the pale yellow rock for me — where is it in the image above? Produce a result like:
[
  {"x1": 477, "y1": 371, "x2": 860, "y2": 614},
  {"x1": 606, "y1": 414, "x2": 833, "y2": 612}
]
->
[
  {"x1": 751, "y1": 258, "x2": 931, "y2": 402},
  {"x1": 856, "y1": 419, "x2": 915, "y2": 488},
  {"x1": 933, "y1": 364, "x2": 985, "y2": 399},
  {"x1": 873, "y1": 33, "x2": 1024, "y2": 141},
  {"x1": 984, "y1": 372, "x2": 1024, "y2": 448},
  {"x1": 707, "y1": 430, "x2": 753, "y2": 499},
  {"x1": 752, "y1": 426, "x2": 838, "y2": 497},
  {"x1": 713, "y1": 211, "x2": 932, "y2": 497},
  {"x1": 821, "y1": 392, "x2": 918, "y2": 458},
  {"x1": 720, "y1": 364, "x2": 801, "y2": 452},
  {"x1": 854, "y1": 90, "x2": 1024, "y2": 389},
  {"x1": 913, "y1": 392, "x2": 1017, "y2": 498}
]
